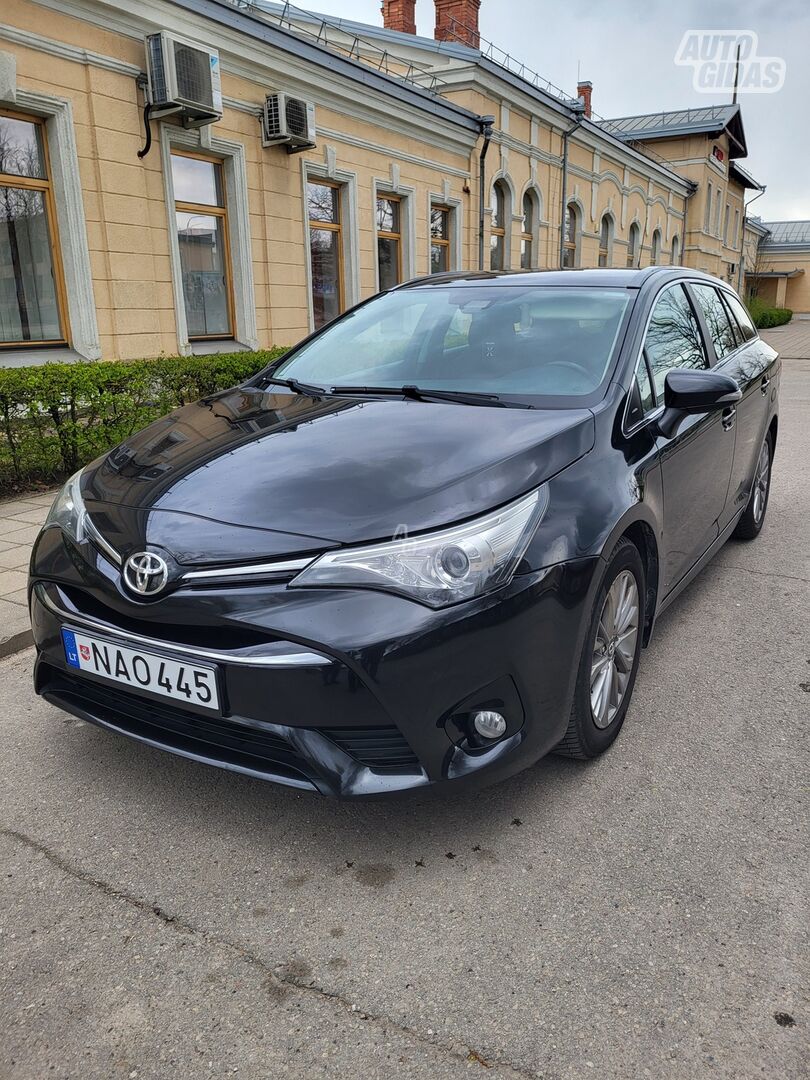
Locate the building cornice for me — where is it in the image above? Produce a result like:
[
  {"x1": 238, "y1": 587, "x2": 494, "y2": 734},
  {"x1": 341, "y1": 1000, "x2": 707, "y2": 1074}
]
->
[
  {"x1": 24, "y1": 0, "x2": 481, "y2": 157},
  {"x1": 421, "y1": 64, "x2": 691, "y2": 195}
]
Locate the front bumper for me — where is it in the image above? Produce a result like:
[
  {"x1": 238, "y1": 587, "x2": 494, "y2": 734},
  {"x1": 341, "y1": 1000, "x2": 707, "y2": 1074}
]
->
[{"x1": 30, "y1": 526, "x2": 602, "y2": 797}]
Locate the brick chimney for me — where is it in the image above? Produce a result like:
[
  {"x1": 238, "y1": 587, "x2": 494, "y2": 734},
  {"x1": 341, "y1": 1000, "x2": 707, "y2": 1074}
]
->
[
  {"x1": 381, "y1": 0, "x2": 416, "y2": 35},
  {"x1": 577, "y1": 80, "x2": 593, "y2": 119},
  {"x1": 434, "y1": 0, "x2": 481, "y2": 48}
]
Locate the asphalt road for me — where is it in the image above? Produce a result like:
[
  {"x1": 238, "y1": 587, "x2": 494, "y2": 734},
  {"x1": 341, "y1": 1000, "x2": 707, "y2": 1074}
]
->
[{"x1": 1, "y1": 362, "x2": 808, "y2": 1080}]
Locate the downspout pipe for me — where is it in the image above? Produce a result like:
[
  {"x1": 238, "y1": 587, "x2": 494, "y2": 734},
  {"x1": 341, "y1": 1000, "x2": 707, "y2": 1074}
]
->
[
  {"x1": 478, "y1": 115, "x2": 495, "y2": 271},
  {"x1": 738, "y1": 184, "x2": 766, "y2": 295},
  {"x1": 558, "y1": 106, "x2": 585, "y2": 269}
]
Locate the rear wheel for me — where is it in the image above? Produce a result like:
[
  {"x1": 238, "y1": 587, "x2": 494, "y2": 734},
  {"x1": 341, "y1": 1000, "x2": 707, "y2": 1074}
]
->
[
  {"x1": 556, "y1": 538, "x2": 644, "y2": 759},
  {"x1": 733, "y1": 433, "x2": 772, "y2": 540}
]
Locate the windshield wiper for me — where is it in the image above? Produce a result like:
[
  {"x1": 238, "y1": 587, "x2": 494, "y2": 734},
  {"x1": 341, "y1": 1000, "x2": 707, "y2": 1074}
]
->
[
  {"x1": 262, "y1": 376, "x2": 328, "y2": 396},
  {"x1": 329, "y1": 384, "x2": 529, "y2": 408}
]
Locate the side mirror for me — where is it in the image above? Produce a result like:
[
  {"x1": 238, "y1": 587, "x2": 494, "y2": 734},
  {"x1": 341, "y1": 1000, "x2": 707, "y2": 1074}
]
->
[{"x1": 654, "y1": 369, "x2": 742, "y2": 438}]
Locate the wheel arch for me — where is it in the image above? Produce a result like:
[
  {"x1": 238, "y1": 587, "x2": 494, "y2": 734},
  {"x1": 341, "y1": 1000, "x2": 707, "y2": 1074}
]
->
[
  {"x1": 768, "y1": 413, "x2": 778, "y2": 454},
  {"x1": 621, "y1": 521, "x2": 659, "y2": 646},
  {"x1": 600, "y1": 511, "x2": 660, "y2": 647}
]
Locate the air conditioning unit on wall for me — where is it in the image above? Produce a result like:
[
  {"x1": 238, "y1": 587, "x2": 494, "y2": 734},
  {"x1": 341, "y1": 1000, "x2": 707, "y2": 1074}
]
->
[
  {"x1": 262, "y1": 93, "x2": 316, "y2": 151},
  {"x1": 145, "y1": 31, "x2": 223, "y2": 126}
]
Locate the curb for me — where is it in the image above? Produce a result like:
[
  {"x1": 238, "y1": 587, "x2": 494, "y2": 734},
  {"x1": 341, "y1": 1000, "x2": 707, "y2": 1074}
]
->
[{"x1": 0, "y1": 629, "x2": 34, "y2": 660}]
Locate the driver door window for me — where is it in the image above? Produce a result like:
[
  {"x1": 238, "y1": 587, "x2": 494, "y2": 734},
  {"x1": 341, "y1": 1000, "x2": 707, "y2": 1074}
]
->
[{"x1": 644, "y1": 284, "x2": 708, "y2": 398}]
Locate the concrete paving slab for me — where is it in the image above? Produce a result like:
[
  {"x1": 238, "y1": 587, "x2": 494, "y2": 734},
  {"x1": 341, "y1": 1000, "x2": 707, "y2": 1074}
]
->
[{"x1": 0, "y1": 548, "x2": 31, "y2": 571}]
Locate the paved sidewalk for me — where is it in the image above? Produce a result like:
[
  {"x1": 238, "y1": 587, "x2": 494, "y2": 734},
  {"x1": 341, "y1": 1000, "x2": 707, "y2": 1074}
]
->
[
  {"x1": 760, "y1": 320, "x2": 810, "y2": 358},
  {"x1": 0, "y1": 491, "x2": 56, "y2": 657}
]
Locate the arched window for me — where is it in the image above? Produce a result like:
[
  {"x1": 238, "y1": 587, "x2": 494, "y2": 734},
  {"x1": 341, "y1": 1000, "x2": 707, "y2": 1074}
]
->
[
  {"x1": 671, "y1": 235, "x2": 680, "y2": 265},
  {"x1": 521, "y1": 188, "x2": 539, "y2": 269},
  {"x1": 490, "y1": 180, "x2": 509, "y2": 270},
  {"x1": 651, "y1": 228, "x2": 662, "y2": 266},
  {"x1": 627, "y1": 222, "x2": 640, "y2": 268},
  {"x1": 562, "y1": 202, "x2": 579, "y2": 268},
  {"x1": 598, "y1": 214, "x2": 614, "y2": 268}
]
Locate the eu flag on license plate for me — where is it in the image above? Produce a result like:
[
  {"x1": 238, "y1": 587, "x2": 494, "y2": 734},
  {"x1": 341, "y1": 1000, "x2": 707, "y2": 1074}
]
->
[{"x1": 62, "y1": 628, "x2": 81, "y2": 668}]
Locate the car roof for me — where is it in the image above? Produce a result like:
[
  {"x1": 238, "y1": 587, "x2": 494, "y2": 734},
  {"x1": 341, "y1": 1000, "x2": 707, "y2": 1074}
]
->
[{"x1": 398, "y1": 267, "x2": 733, "y2": 291}]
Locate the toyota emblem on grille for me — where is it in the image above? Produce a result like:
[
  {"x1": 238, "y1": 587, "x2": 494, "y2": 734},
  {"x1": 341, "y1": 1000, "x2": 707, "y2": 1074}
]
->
[{"x1": 123, "y1": 551, "x2": 169, "y2": 596}]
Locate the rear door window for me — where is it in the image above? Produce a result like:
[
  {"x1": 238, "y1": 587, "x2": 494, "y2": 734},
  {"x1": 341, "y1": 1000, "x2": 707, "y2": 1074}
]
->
[
  {"x1": 691, "y1": 283, "x2": 738, "y2": 361},
  {"x1": 722, "y1": 291, "x2": 758, "y2": 343}
]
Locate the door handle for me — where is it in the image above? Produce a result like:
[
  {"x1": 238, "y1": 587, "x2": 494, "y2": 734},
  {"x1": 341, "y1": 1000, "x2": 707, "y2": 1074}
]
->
[
  {"x1": 722, "y1": 406, "x2": 736, "y2": 431},
  {"x1": 760, "y1": 376, "x2": 770, "y2": 395}
]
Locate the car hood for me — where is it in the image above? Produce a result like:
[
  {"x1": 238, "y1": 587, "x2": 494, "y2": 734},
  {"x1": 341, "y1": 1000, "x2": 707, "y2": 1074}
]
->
[{"x1": 83, "y1": 387, "x2": 594, "y2": 563}]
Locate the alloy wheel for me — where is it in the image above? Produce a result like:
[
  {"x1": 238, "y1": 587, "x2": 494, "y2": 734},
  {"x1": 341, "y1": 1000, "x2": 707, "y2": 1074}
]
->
[
  {"x1": 752, "y1": 441, "x2": 770, "y2": 524},
  {"x1": 590, "y1": 569, "x2": 640, "y2": 730}
]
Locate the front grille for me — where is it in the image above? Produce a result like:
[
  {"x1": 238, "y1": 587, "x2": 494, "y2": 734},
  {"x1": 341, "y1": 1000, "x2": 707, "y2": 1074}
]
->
[
  {"x1": 42, "y1": 669, "x2": 313, "y2": 786},
  {"x1": 321, "y1": 726, "x2": 420, "y2": 771},
  {"x1": 59, "y1": 584, "x2": 275, "y2": 652}
]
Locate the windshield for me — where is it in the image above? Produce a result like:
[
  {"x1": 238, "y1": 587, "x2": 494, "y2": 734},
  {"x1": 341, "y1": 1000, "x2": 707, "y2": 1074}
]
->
[{"x1": 272, "y1": 286, "x2": 632, "y2": 400}]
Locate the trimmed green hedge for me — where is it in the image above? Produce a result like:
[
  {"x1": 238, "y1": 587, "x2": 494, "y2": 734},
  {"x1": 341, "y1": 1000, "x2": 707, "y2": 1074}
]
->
[
  {"x1": 0, "y1": 349, "x2": 287, "y2": 493},
  {"x1": 746, "y1": 297, "x2": 793, "y2": 329}
]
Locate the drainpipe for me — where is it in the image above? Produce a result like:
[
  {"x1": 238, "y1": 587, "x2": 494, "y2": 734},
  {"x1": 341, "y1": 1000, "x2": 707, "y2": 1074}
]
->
[
  {"x1": 478, "y1": 115, "x2": 495, "y2": 271},
  {"x1": 738, "y1": 184, "x2": 766, "y2": 295},
  {"x1": 558, "y1": 103, "x2": 586, "y2": 269}
]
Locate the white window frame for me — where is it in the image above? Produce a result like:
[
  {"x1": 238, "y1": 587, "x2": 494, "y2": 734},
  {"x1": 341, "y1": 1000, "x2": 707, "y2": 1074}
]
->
[
  {"x1": 301, "y1": 159, "x2": 359, "y2": 333},
  {"x1": 160, "y1": 125, "x2": 257, "y2": 355}
]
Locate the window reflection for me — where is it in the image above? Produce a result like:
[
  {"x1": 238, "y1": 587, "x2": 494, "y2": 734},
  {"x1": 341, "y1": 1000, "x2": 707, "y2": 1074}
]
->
[
  {"x1": 0, "y1": 112, "x2": 64, "y2": 345},
  {"x1": 176, "y1": 212, "x2": 230, "y2": 338},
  {"x1": 644, "y1": 284, "x2": 707, "y2": 398},
  {"x1": 691, "y1": 284, "x2": 737, "y2": 360},
  {"x1": 307, "y1": 181, "x2": 343, "y2": 329},
  {"x1": 170, "y1": 154, "x2": 222, "y2": 206},
  {"x1": 490, "y1": 181, "x2": 508, "y2": 270},
  {"x1": 171, "y1": 152, "x2": 232, "y2": 340},
  {"x1": 376, "y1": 195, "x2": 401, "y2": 291},
  {"x1": 430, "y1": 206, "x2": 450, "y2": 274},
  {"x1": 562, "y1": 204, "x2": 578, "y2": 268}
]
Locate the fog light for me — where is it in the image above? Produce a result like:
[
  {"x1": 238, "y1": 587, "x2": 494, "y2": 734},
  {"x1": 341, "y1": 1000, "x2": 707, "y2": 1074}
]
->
[{"x1": 472, "y1": 710, "x2": 507, "y2": 739}]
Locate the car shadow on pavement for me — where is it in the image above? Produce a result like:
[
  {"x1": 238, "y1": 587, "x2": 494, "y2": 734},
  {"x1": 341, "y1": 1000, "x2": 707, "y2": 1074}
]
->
[{"x1": 51, "y1": 708, "x2": 590, "y2": 862}]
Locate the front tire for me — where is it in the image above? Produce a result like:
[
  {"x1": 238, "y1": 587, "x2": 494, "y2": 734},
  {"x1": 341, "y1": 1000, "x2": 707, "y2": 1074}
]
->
[
  {"x1": 556, "y1": 537, "x2": 645, "y2": 759},
  {"x1": 733, "y1": 432, "x2": 772, "y2": 540}
]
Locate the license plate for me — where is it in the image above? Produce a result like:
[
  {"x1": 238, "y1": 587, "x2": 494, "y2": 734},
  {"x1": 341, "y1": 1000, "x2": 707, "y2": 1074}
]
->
[{"x1": 61, "y1": 628, "x2": 220, "y2": 712}]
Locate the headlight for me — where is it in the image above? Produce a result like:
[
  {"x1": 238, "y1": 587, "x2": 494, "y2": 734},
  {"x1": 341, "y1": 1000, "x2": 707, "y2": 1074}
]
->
[
  {"x1": 290, "y1": 486, "x2": 549, "y2": 608},
  {"x1": 44, "y1": 469, "x2": 87, "y2": 543}
]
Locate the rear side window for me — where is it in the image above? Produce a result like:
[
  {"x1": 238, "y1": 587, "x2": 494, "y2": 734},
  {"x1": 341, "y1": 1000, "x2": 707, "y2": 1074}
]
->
[
  {"x1": 691, "y1": 283, "x2": 738, "y2": 360},
  {"x1": 722, "y1": 291, "x2": 757, "y2": 343},
  {"x1": 644, "y1": 283, "x2": 708, "y2": 399}
]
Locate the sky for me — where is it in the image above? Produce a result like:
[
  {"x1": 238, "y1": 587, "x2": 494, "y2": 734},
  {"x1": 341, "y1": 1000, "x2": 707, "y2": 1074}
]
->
[{"x1": 287, "y1": 0, "x2": 810, "y2": 221}]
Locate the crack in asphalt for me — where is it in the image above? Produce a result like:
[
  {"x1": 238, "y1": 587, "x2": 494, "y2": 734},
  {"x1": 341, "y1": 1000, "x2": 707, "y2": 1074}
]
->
[
  {"x1": 717, "y1": 563, "x2": 810, "y2": 585},
  {"x1": 1, "y1": 826, "x2": 540, "y2": 1079}
]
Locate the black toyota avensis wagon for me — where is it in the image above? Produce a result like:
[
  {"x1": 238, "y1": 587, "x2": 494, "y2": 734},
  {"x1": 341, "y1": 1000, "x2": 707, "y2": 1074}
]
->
[{"x1": 30, "y1": 268, "x2": 779, "y2": 797}]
